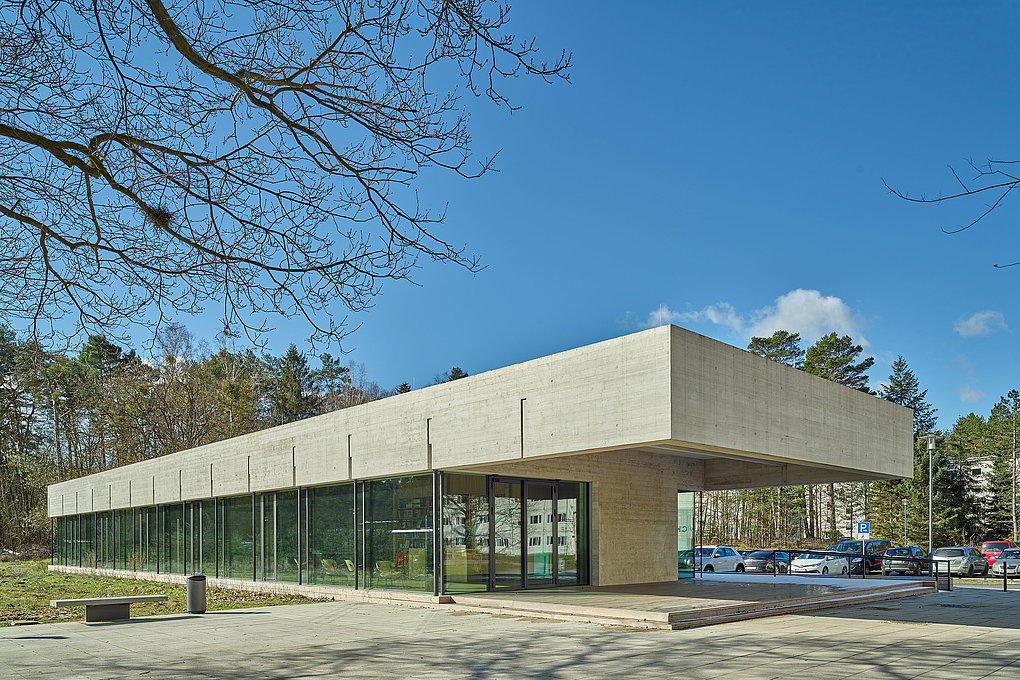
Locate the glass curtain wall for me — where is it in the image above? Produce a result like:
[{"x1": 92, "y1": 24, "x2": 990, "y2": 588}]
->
[
  {"x1": 678, "y1": 490, "x2": 695, "y2": 578},
  {"x1": 362, "y1": 475, "x2": 433, "y2": 592},
  {"x1": 52, "y1": 472, "x2": 587, "y2": 594}
]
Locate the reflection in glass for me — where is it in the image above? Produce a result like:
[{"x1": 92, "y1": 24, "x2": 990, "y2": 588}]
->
[
  {"x1": 491, "y1": 480, "x2": 522, "y2": 589},
  {"x1": 526, "y1": 483, "x2": 554, "y2": 586},
  {"x1": 442, "y1": 473, "x2": 489, "y2": 593},
  {"x1": 556, "y1": 482, "x2": 584, "y2": 586}
]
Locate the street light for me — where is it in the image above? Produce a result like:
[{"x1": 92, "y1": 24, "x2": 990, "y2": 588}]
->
[
  {"x1": 925, "y1": 433, "x2": 937, "y2": 552},
  {"x1": 903, "y1": 498, "x2": 908, "y2": 545}
]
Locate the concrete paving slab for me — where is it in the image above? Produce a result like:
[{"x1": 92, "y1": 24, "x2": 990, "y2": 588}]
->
[{"x1": 5, "y1": 586, "x2": 1020, "y2": 679}]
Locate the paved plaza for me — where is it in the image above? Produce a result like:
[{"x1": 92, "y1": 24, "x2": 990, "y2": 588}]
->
[{"x1": 3, "y1": 585, "x2": 1020, "y2": 679}]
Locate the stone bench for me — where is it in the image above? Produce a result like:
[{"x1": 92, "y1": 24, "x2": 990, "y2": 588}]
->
[{"x1": 50, "y1": 595, "x2": 169, "y2": 622}]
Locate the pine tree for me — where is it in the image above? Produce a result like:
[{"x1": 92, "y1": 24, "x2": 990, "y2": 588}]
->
[
  {"x1": 747, "y1": 330, "x2": 805, "y2": 368},
  {"x1": 803, "y1": 333, "x2": 875, "y2": 393}
]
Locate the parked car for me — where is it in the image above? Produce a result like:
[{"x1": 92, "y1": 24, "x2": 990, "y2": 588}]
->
[
  {"x1": 881, "y1": 546, "x2": 929, "y2": 576},
  {"x1": 742, "y1": 551, "x2": 790, "y2": 573},
  {"x1": 790, "y1": 552, "x2": 849, "y2": 575},
  {"x1": 835, "y1": 539, "x2": 892, "y2": 574},
  {"x1": 932, "y1": 547, "x2": 989, "y2": 577},
  {"x1": 981, "y1": 540, "x2": 1016, "y2": 566},
  {"x1": 694, "y1": 545, "x2": 745, "y2": 572},
  {"x1": 990, "y1": 548, "x2": 1020, "y2": 577}
]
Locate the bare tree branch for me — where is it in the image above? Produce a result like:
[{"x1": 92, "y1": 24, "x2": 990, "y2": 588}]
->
[{"x1": 0, "y1": 0, "x2": 571, "y2": 348}]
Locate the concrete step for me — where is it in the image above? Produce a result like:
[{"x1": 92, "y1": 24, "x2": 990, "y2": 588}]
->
[{"x1": 445, "y1": 582, "x2": 935, "y2": 630}]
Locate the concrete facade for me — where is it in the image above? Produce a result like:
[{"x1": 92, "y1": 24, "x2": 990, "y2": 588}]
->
[{"x1": 47, "y1": 325, "x2": 913, "y2": 587}]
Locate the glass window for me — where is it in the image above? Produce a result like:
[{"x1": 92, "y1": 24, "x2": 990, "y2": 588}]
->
[
  {"x1": 201, "y1": 500, "x2": 216, "y2": 576},
  {"x1": 115, "y1": 509, "x2": 134, "y2": 570},
  {"x1": 220, "y1": 495, "x2": 254, "y2": 580},
  {"x1": 440, "y1": 473, "x2": 487, "y2": 595},
  {"x1": 678, "y1": 491, "x2": 695, "y2": 579},
  {"x1": 160, "y1": 504, "x2": 185, "y2": 574},
  {"x1": 306, "y1": 483, "x2": 356, "y2": 588},
  {"x1": 557, "y1": 481, "x2": 587, "y2": 586},
  {"x1": 363, "y1": 474, "x2": 433, "y2": 592}
]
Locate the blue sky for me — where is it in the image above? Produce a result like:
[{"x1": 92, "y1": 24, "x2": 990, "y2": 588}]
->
[{"x1": 187, "y1": 3, "x2": 1020, "y2": 430}]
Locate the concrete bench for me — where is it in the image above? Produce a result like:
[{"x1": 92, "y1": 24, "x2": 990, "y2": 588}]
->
[{"x1": 50, "y1": 595, "x2": 169, "y2": 622}]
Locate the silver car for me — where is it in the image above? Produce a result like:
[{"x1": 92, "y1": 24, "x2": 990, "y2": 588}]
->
[
  {"x1": 932, "y1": 547, "x2": 989, "y2": 577},
  {"x1": 991, "y1": 548, "x2": 1020, "y2": 577}
]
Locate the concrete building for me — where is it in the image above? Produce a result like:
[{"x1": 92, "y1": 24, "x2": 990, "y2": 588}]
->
[{"x1": 47, "y1": 325, "x2": 913, "y2": 595}]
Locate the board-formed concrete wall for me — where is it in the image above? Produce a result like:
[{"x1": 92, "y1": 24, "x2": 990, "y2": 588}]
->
[
  {"x1": 668, "y1": 325, "x2": 913, "y2": 480},
  {"x1": 47, "y1": 325, "x2": 912, "y2": 518}
]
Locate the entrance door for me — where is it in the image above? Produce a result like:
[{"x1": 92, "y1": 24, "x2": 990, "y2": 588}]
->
[{"x1": 490, "y1": 479, "x2": 523, "y2": 589}]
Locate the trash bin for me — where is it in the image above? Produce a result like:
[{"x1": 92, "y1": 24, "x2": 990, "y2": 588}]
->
[{"x1": 187, "y1": 574, "x2": 207, "y2": 614}]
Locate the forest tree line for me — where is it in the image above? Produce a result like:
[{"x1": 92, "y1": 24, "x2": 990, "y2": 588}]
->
[
  {"x1": 0, "y1": 324, "x2": 467, "y2": 549},
  {"x1": 699, "y1": 331, "x2": 1020, "y2": 551}
]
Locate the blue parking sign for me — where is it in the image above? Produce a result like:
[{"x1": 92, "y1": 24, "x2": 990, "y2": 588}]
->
[{"x1": 857, "y1": 521, "x2": 870, "y2": 534}]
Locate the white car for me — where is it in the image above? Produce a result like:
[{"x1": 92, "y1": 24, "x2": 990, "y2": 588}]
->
[
  {"x1": 694, "y1": 545, "x2": 745, "y2": 572},
  {"x1": 991, "y1": 548, "x2": 1020, "y2": 577},
  {"x1": 790, "y1": 552, "x2": 849, "y2": 575}
]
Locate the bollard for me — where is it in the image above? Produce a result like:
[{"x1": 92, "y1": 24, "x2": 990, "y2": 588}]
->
[{"x1": 187, "y1": 574, "x2": 207, "y2": 614}]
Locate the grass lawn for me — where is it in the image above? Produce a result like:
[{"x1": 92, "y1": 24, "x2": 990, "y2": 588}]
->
[{"x1": 0, "y1": 560, "x2": 327, "y2": 626}]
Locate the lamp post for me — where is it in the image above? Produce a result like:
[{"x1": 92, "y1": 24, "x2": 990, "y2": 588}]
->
[
  {"x1": 926, "y1": 434, "x2": 936, "y2": 552},
  {"x1": 903, "y1": 498, "x2": 908, "y2": 545}
]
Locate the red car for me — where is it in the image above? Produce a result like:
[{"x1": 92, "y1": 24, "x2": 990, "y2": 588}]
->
[{"x1": 981, "y1": 540, "x2": 1016, "y2": 566}]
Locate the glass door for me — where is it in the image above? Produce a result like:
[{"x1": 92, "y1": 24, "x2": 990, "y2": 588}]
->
[
  {"x1": 525, "y1": 482, "x2": 555, "y2": 587},
  {"x1": 489, "y1": 479, "x2": 523, "y2": 589}
]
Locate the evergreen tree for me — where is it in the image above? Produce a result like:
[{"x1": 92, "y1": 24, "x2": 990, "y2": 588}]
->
[
  {"x1": 879, "y1": 356, "x2": 938, "y2": 434},
  {"x1": 266, "y1": 345, "x2": 321, "y2": 424},
  {"x1": 747, "y1": 330, "x2": 805, "y2": 368},
  {"x1": 803, "y1": 333, "x2": 875, "y2": 393},
  {"x1": 987, "y1": 391, "x2": 1020, "y2": 539}
]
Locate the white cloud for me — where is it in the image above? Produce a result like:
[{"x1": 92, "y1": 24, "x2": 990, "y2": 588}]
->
[
  {"x1": 644, "y1": 303, "x2": 744, "y2": 334},
  {"x1": 958, "y1": 386, "x2": 985, "y2": 404},
  {"x1": 954, "y1": 310, "x2": 1008, "y2": 338},
  {"x1": 747, "y1": 289, "x2": 867, "y2": 346},
  {"x1": 644, "y1": 289, "x2": 868, "y2": 346}
]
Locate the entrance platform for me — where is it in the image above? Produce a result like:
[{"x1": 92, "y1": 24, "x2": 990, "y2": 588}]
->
[{"x1": 443, "y1": 574, "x2": 936, "y2": 629}]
